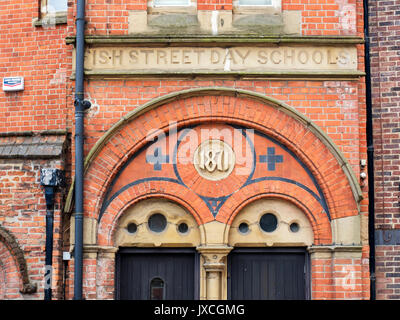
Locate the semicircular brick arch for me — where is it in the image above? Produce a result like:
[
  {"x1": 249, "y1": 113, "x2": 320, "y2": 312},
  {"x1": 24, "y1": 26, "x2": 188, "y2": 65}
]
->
[
  {"x1": 77, "y1": 88, "x2": 360, "y2": 244},
  {"x1": 97, "y1": 181, "x2": 210, "y2": 247},
  {"x1": 219, "y1": 181, "x2": 332, "y2": 245},
  {"x1": 0, "y1": 226, "x2": 37, "y2": 295}
]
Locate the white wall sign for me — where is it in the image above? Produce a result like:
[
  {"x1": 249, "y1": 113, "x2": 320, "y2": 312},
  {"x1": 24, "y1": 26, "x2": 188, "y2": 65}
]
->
[{"x1": 3, "y1": 77, "x2": 24, "y2": 92}]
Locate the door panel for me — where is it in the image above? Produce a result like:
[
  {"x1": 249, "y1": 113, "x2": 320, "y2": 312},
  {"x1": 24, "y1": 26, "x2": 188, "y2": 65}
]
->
[
  {"x1": 228, "y1": 248, "x2": 307, "y2": 300},
  {"x1": 116, "y1": 248, "x2": 197, "y2": 300}
]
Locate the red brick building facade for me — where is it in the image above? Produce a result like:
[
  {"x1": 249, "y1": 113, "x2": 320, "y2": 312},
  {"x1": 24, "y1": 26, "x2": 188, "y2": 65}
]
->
[
  {"x1": 0, "y1": 0, "x2": 395, "y2": 300},
  {"x1": 0, "y1": 0, "x2": 68, "y2": 299}
]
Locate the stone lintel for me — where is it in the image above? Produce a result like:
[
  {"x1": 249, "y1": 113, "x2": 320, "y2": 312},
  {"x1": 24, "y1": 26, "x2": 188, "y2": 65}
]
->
[
  {"x1": 83, "y1": 245, "x2": 118, "y2": 259},
  {"x1": 308, "y1": 245, "x2": 363, "y2": 259}
]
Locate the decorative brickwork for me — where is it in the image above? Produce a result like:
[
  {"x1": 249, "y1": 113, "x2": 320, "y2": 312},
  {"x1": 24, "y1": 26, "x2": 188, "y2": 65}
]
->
[
  {"x1": 0, "y1": 226, "x2": 37, "y2": 294},
  {"x1": 0, "y1": 0, "x2": 374, "y2": 300},
  {"x1": 70, "y1": 88, "x2": 369, "y2": 300}
]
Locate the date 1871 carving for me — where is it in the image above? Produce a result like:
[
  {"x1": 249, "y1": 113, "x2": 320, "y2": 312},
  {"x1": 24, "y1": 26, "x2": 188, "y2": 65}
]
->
[{"x1": 194, "y1": 140, "x2": 236, "y2": 181}]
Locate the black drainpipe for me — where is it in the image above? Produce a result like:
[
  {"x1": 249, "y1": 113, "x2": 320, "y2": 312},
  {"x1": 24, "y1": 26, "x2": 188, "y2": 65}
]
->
[
  {"x1": 74, "y1": 0, "x2": 91, "y2": 300},
  {"x1": 363, "y1": 0, "x2": 376, "y2": 300},
  {"x1": 40, "y1": 169, "x2": 64, "y2": 300}
]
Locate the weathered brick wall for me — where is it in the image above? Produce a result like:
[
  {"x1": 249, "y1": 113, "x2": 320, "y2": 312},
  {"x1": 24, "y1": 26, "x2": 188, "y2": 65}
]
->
[
  {"x1": 311, "y1": 255, "x2": 365, "y2": 299},
  {"x1": 0, "y1": 0, "x2": 68, "y2": 133},
  {"x1": 0, "y1": 240, "x2": 21, "y2": 299},
  {"x1": 375, "y1": 246, "x2": 400, "y2": 299},
  {"x1": 0, "y1": 159, "x2": 65, "y2": 299},
  {"x1": 368, "y1": 0, "x2": 400, "y2": 300},
  {"x1": 0, "y1": 1, "x2": 69, "y2": 300}
]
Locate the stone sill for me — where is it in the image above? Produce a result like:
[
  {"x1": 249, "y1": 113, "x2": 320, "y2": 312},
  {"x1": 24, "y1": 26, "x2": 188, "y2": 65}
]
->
[
  {"x1": 70, "y1": 70, "x2": 365, "y2": 81},
  {"x1": 33, "y1": 15, "x2": 67, "y2": 27},
  {"x1": 65, "y1": 35, "x2": 365, "y2": 46}
]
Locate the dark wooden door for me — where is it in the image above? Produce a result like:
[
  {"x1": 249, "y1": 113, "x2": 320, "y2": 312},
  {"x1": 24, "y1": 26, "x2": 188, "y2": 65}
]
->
[
  {"x1": 116, "y1": 248, "x2": 198, "y2": 300},
  {"x1": 228, "y1": 248, "x2": 308, "y2": 300}
]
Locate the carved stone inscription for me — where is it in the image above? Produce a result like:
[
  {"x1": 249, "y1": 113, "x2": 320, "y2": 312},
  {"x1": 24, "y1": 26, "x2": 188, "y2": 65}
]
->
[
  {"x1": 81, "y1": 45, "x2": 358, "y2": 73},
  {"x1": 193, "y1": 140, "x2": 236, "y2": 181}
]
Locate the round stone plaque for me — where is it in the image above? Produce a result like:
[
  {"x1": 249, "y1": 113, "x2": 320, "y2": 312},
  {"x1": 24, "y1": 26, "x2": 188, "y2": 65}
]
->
[{"x1": 193, "y1": 139, "x2": 236, "y2": 181}]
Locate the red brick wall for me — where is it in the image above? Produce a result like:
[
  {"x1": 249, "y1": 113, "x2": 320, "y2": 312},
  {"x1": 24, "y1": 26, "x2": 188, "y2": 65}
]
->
[
  {"x1": 66, "y1": 0, "x2": 364, "y2": 37},
  {"x1": 0, "y1": 0, "x2": 68, "y2": 133},
  {"x1": 82, "y1": 79, "x2": 364, "y2": 171},
  {"x1": 311, "y1": 255, "x2": 365, "y2": 299},
  {"x1": 368, "y1": 0, "x2": 400, "y2": 300},
  {"x1": 0, "y1": 240, "x2": 22, "y2": 299},
  {"x1": 0, "y1": 0, "x2": 371, "y2": 300},
  {"x1": 0, "y1": 159, "x2": 65, "y2": 299},
  {"x1": 0, "y1": 1, "x2": 68, "y2": 300},
  {"x1": 62, "y1": 0, "x2": 369, "y2": 296},
  {"x1": 375, "y1": 246, "x2": 400, "y2": 299}
]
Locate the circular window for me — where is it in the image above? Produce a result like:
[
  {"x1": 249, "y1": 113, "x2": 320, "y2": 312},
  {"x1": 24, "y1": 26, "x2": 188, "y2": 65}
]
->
[
  {"x1": 148, "y1": 213, "x2": 167, "y2": 233},
  {"x1": 238, "y1": 222, "x2": 250, "y2": 234},
  {"x1": 290, "y1": 222, "x2": 300, "y2": 233},
  {"x1": 126, "y1": 222, "x2": 137, "y2": 234},
  {"x1": 177, "y1": 222, "x2": 189, "y2": 234},
  {"x1": 259, "y1": 213, "x2": 278, "y2": 233}
]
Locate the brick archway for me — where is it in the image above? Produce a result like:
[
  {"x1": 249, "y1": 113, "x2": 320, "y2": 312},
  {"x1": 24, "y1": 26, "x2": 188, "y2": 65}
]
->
[
  {"x1": 72, "y1": 88, "x2": 364, "y2": 300},
  {"x1": 76, "y1": 88, "x2": 359, "y2": 227},
  {"x1": 65, "y1": 88, "x2": 361, "y2": 248},
  {"x1": 97, "y1": 181, "x2": 210, "y2": 247},
  {"x1": 0, "y1": 226, "x2": 37, "y2": 296},
  {"x1": 219, "y1": 181, "x2": 332, "y2": 245}
]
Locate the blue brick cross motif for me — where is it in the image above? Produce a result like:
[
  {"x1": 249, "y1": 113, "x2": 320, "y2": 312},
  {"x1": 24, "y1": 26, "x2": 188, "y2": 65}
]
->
[
  {"x1": 146, "y1": 147, "x2": 169, "y2": 171},
  {"x1": 259, "y1": 147, "x2": 284, "y2": 171}
]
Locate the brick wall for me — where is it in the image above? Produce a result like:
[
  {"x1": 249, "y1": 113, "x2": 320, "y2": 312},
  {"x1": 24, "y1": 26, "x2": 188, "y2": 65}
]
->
[
  {"x1": 311, "y1": 256, "x2": 364, "y2": 299},
  {"x1": 66, "y1": 0, "x2": 364, "y2": 36},
  {"x1": 375, "y1": 246, "x2": 400, "y2": 299},
  {"x1": 0, "y1": 0, "x2": 69, "y2": 300},
  {"x1": 0, "y1": 240, "x2": 21, "y2": 299},
  {"x1": 0, "y1": 0, "x2": 372, "y2": 300},
  {"x1": 368, "y1": 0, "x2": 400, "y2": 300},
  {"x1": 0, "y1": 0, "x2": 68, "y2": 133},
  {"x1": 0, "y1": 159, "x2": 65, "y2": 299},
  {"x1": 82, "y1": 79, "x2": 364, "y2": 172},
  {"x1": 62, "y1": 0, "x2": 369, "y2": 300}
]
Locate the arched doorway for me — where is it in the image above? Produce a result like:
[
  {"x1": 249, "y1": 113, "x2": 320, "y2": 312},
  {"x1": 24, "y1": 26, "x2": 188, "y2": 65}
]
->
[
  {"x1": 227, "y1": 198, "x2": 313, "y2": 300},
  {"x1": 68, "y1": 88, "x2": 363, "y2": 299},
  {"x1": 114, "y1": 198, "x2": 201, "y2": 300}
]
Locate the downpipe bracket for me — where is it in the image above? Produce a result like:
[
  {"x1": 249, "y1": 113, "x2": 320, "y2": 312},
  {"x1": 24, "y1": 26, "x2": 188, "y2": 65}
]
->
[{"x1": 74, "y1": 98, "x2": 91, "y2": 111}]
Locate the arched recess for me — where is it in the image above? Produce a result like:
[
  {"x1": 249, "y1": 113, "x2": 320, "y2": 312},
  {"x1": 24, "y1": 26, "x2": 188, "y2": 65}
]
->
[
  {"x1": 220, "y1": 182, "x2": 332, "y2": 245},
  {"x1": 227, "y1": 197, "x2": 315, "y2": 247},
  {"x1": 97, "y1": 185, "x2": 207, "y2": 247},
  {"x1": 65, "y1": 87, "x2": 362, "y2": 247},
  {"x1": 113, "y1": 198, "x2": 202, "y2": 248},
  {"x1": 0, "y1": 226, "x2": 37, "y2": 295}
]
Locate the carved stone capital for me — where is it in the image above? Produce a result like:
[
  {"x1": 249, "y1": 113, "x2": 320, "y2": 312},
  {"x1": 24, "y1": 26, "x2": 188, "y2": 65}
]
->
[{"x1": 197, "y1": 245, "x2": 232, "y2": 271}]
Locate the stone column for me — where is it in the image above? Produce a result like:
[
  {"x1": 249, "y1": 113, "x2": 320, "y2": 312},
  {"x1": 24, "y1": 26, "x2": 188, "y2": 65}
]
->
[{"x1": 197, "y1": 245, "x2": 232, "y2": 300}]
